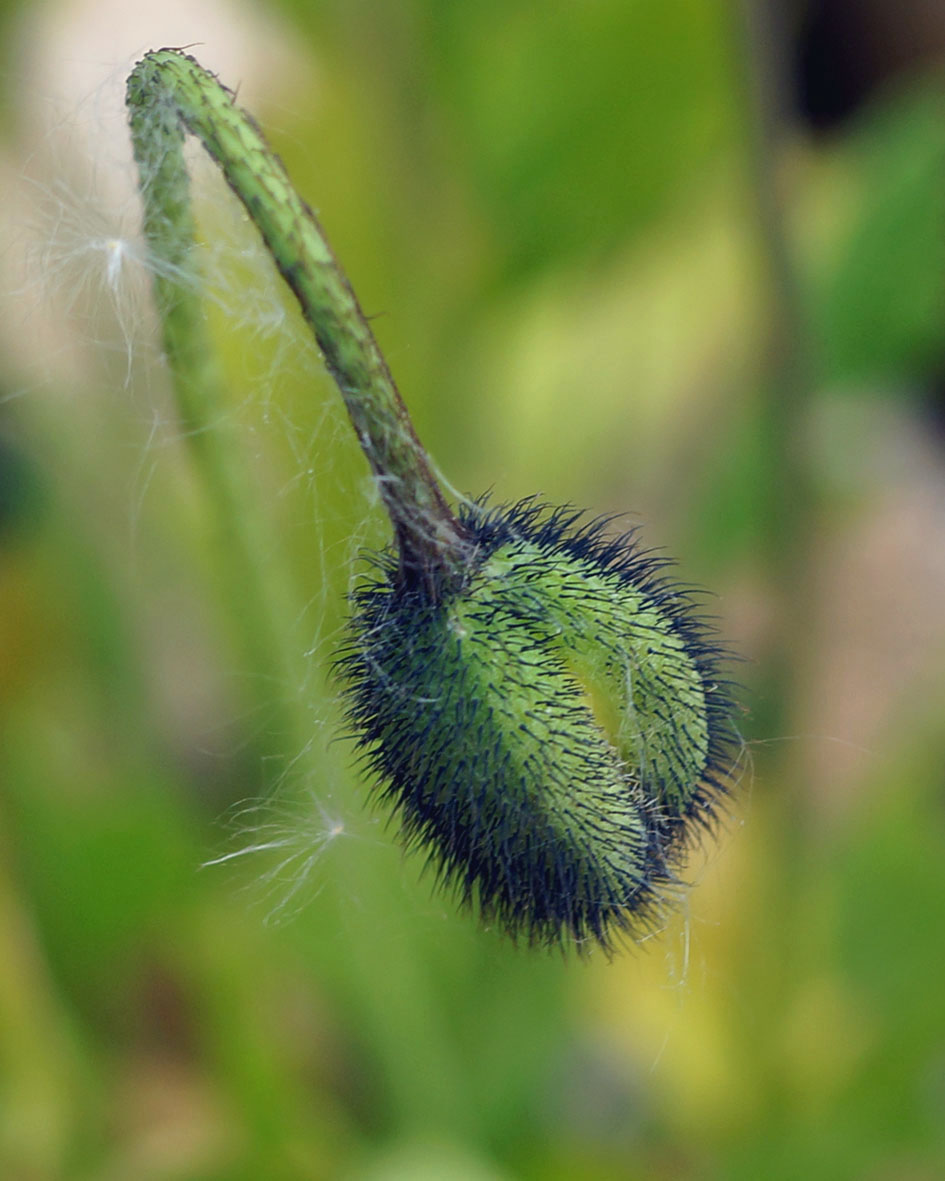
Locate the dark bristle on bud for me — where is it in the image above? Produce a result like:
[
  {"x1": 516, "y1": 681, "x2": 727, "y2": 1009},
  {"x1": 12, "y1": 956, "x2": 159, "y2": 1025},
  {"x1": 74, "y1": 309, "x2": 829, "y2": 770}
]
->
[{"x1": 338, "y1": 497, "x2": 740, "y2": 953}]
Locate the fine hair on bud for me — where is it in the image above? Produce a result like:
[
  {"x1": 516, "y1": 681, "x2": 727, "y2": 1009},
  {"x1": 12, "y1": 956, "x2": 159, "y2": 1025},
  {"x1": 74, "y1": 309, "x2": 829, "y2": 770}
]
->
[{"x1": 340, "y1": 497, "x2": 739, "y2": 952}]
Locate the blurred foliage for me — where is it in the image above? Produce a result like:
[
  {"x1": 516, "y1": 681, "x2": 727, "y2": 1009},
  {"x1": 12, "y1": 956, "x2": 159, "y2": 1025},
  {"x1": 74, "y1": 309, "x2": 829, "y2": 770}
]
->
[
  {"x1": 807, "y1": 83, "x2": 945, "y2": 386},
  {"x1": 1, "y1": 1, "x2": 945, "y2": 1179}
]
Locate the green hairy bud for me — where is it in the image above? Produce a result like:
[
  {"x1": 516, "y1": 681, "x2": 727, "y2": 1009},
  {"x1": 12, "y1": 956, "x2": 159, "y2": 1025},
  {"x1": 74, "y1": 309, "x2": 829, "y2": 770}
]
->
[
  {"x1": 342, "y1": 499, "x2": 736, "y2": 951},
  {"x1": 126, "y1": 49, "x2": 739, "y2": 953}
]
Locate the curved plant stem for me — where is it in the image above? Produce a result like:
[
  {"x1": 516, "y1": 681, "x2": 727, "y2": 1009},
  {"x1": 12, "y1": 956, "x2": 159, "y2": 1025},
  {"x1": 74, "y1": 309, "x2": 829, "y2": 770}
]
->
[
  {"x1": 125, "y1": 47, "x2": 467, "y2": 589},
  {"x1": 124, "y1": 47, "x2": 477, "y2": 1074}
]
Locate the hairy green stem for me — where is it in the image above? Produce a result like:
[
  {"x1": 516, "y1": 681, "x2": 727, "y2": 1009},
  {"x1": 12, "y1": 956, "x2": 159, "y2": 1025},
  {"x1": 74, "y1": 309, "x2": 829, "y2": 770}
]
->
[{"x1": 126, "y1": 48, "x2": 466, "y2": 587}]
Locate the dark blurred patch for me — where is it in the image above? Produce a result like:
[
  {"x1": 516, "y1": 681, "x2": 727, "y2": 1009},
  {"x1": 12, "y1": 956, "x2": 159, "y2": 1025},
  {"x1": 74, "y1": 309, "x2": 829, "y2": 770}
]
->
[
  {"x1": 795, "y1": 0, "x2": 945, "y2": 131},
  {"x1": 0, "y1": 420, "x2": 43, "y2": 544},
  {"x1": 924, "y1": 369, "x2": 945, "y2": 440}
]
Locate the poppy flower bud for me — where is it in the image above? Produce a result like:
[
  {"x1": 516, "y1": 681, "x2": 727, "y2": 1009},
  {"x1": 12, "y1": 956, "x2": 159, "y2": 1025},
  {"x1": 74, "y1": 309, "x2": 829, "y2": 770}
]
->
[{"x1": 341, "y1": 499, "x2": 738, "y2": 951}]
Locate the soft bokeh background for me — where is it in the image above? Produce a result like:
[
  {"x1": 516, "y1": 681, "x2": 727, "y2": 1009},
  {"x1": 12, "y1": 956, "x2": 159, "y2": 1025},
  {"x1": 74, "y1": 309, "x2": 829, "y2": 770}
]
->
[{"x1": 1, "y1": 1, "x2": 944, "y2": 1178}]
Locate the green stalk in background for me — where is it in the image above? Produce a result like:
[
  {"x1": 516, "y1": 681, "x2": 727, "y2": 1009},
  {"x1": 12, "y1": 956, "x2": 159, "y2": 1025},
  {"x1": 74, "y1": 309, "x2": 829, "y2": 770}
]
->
[{"x1": 126, "y1": 48, "x2": 740, "y2": 952}]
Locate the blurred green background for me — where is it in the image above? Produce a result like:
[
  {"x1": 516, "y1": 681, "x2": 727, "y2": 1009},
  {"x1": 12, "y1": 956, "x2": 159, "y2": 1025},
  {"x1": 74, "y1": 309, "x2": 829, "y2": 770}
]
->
[{"x1": 1, "y1": 1, "x2": 945, "y2": 1178}]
